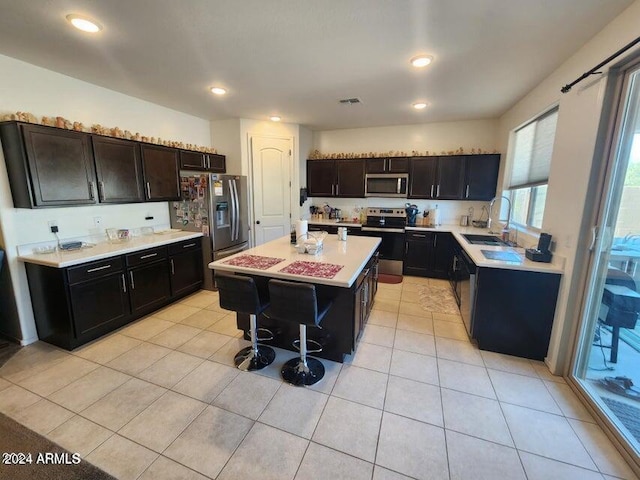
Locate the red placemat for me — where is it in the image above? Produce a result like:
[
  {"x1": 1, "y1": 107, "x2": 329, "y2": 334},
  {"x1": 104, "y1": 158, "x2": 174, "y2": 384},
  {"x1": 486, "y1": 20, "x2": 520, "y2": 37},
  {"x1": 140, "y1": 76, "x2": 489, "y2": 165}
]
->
[
  {"x1": 223, "y1": 254, "x2": 284, "y2": 270},
  {"x1": 279, "y1": 260, "x2": 343, "y2": 279}
]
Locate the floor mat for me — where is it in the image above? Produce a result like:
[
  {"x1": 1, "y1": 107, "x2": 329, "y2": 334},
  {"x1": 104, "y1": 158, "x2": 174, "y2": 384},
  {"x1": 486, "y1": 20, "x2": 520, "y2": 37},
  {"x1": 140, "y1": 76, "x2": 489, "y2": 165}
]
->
[
  {"x1": 378, "y1": 273, "x2": 403, "y2": 284},
  {"x1": 0, "y1": 412, "x2": 116, "y2": 480},
  {"x1": 418, "y1": 284, "x2": 460, "y2": 315},
  {"x1": 601, "y1": 396, "x2": 640, "y2": 443}
]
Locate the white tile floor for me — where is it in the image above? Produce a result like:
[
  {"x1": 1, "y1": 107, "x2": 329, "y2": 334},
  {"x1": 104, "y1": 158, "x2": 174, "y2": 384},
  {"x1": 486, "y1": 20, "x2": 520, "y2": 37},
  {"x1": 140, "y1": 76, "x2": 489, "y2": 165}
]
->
[{"x1": 0, "y1": 277, "x2": 638, "y2": 480}]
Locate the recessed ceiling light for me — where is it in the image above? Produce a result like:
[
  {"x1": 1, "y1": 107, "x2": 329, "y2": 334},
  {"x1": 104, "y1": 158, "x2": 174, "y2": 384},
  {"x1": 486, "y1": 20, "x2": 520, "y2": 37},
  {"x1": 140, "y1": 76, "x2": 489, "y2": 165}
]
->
[
  {"x1": 66, "y1": 14, "x2": 102, "y2": 33},
  {"x1": 270, "y1": 116, "x2": 281, "y2": 122},
  {"x1": 210, "y1": 87, "x2": 227, "y2": 95},
  {"x1": 413, "y1": 102, "x2": 428, "y2": 110},
  {"x1": 410, "y1": 55, "x2": 433, "y2": 68}
]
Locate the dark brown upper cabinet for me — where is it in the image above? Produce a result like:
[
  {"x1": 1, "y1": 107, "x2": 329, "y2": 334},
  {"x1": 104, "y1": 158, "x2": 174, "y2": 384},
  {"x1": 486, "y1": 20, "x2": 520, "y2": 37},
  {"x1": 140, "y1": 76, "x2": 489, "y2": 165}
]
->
[
  {"x1": 408, "y1": 156, "x2": 438, "y2": 199},
  {"x1": 141, "y1": 144, "x2": 180, "y2": 201},
  {"x1": 179, "y1": 150, "x2": 226, "y2": 173},
  {"x1": 463, "y1": 154, "x2": 500, "y2": 201},
  {"x1": 365, "y1": 157, "x2": 409, "y2": 174},
  {"x1": 306, "y1": 159, "x2": 365, "y2": 197},
  {"x1": 92, "y1": 136, "x2": 145, "y2": 203},
  {"x1": 436, "y1": 156, "x2": 465, "y2": 199},
  {"x1": 0, "y1": 122, "x2": 97, "y2": 207}
]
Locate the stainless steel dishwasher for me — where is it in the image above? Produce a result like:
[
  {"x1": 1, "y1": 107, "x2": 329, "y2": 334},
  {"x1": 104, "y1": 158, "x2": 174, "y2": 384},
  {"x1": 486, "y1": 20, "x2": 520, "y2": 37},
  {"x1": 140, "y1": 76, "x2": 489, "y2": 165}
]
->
[{"x1": 455, "y1": 249, "x2": 477, "y2": 337}]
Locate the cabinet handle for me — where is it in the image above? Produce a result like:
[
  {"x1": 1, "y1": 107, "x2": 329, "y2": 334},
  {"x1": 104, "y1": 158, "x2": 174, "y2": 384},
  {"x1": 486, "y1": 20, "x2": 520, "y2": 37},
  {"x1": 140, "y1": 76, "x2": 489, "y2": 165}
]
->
[
  {"x1": 183, "y1": 242, "x2": 196, "y2": 248},
  {"x1": 129, "y1": 271, "x2": 135, "y2": 289},
  {"x1": 140, "y1": 253, "x2": 158, "y2": 260},
  {"x1": 146, "y1": 182, "x2": 151, "y2": 199},
  {"x1": 87, "y1": 264, "x2": 111, "y2": 273},
  {"x1": 405, "y1": 243, "x2": 408, "y2": 254},
  {"x1": 453, "y1": 256, "x2": 458, "y2": 270},
  {"x1": 336, "y1": 184, "x2": 339, "y2": 195},
  {"x1": 412, "y1": 234, "x2": 426, "y2": 238},
  {"x1": 170, "y1": 258, "x2": 175, "y2": 275},
  {"x1": 331, "y1": 184, "x2": 334, "y2": 196},
  {"x1": 465, "y1": 184, "x2": 470, "y2": 198},
  {"x1": 98, "y1": 181, "x2": 105, "y2": 200},
  {"x1": 121, "y1": 273, "x2": 127, "y2": 293},
  {"x1": 430, "y1": 185, "x2": 434, "y2": 197},
  {"x1": 88, "y1": 181, "x2": 95, "y2": 200},
  {"x1": 436, "y1": 185, "x2": 440, "y2": 197},
  {"x1": 434, "y1": 235, "x2": 437, "y2": 247}
]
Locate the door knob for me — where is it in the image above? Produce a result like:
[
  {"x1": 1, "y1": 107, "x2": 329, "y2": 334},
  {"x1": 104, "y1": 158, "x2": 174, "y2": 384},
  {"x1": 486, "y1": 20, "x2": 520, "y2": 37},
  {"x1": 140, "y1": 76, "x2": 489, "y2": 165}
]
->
[{"x1": 256, "y1": 220, "x2": 261, "y2": 224}]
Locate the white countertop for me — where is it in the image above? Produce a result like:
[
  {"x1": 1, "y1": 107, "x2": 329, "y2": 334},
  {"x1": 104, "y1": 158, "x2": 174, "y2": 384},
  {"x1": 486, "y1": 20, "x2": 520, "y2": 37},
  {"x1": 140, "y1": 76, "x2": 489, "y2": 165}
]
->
[
  {"x1": 406, "y1": 224, "x2": 564, "y2": 274},
  {"x1": 18, "y1": 231, "x2": 204, "y2": 268},
  {"x1": 209, "y1": 235, "x2": 381, "y2": 288},
  {"x1": 307, "y1": 219, "x2": 362, "y2": 227}
]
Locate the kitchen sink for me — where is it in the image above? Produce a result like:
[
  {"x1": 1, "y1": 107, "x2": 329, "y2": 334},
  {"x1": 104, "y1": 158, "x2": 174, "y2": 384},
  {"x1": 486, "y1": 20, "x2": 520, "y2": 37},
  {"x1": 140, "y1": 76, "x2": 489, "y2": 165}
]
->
[{"x1": 462, "y1": 234, "x2": 508, "y2": 246}]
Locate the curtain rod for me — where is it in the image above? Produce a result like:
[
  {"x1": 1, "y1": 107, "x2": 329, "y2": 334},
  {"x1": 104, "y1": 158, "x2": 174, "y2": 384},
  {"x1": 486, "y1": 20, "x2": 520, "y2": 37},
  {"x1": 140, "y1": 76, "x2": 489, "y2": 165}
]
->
[{"x1": 561, "y1": 35, "x2": 640, "y2": 93}]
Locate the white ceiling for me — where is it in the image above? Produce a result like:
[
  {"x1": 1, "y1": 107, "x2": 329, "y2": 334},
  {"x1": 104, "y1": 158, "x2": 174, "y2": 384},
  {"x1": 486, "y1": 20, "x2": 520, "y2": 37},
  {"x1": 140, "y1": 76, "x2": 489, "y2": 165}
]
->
[{"x1": 0, "y1": 0, "x2": 633, "y2": 130}]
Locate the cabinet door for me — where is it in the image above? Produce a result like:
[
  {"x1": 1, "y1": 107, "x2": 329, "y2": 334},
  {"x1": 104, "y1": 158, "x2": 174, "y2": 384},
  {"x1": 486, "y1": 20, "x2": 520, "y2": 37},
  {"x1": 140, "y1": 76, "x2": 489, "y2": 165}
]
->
[
  {"x1": 336, "y1": 159, "x2": 365, "y2": 197},
  {"x1": 387, "y1": 157, "x2": 409, "y2": 173},
  {"x1": 403, "y1": 234, "x2": 435, "y2": 276},
  {"x1": 128, "y1": 261, "x2": 171, "y2": 315},
  {"x1": 365, "y1": 158, "x2": 386, "y2": 173},
  {"x1": 307, "y1": 159, "x2": 336, "y2": 196},
  {"x1": 141, "y1": 144, "x2": 180, "y2": 201},
  {"x1": 69, "y1": 273, "x2": 130, "y2": 337},
  {"x1": 180, "y1": 150, "x2": 206, "y2": 170},
  {"x1": 436, "y1": 156, "x2": 465, "y2": 199},
  {"x1": 92, "y1": 136, "x2": 145, "y2": 203},
  {"x1": 464, "y1": 154, "x2": 500, "y2": 200},
  {"x1": 22, "y1": 124, "x2": 96, "y2": 206},
  {"x1": 432, "y1": 233, "x2": 454, "y2": 278},
  {"x1": 408, "y1": 157, "x2": 437, "y2": 198},
  {"x1": 208, "y1": 154, "x2": 226, "y2": 173},
  {"x1": 170, "y1": 248, "x2": 203, "y2": 297}
]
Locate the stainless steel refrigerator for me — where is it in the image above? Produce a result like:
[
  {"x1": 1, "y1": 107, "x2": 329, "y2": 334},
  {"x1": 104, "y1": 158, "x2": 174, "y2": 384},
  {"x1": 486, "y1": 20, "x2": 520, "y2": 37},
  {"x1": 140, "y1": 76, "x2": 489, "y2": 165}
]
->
[{"x1": 170, "y1": 173, "x2": 249, "y2": 290}]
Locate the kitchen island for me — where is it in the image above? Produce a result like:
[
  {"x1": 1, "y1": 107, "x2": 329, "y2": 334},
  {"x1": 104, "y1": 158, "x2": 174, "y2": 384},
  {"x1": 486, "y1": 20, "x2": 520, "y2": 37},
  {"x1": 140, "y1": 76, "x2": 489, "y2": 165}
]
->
[{"x1": 209, "y1": 235, "x2": 381, "y2": 362}]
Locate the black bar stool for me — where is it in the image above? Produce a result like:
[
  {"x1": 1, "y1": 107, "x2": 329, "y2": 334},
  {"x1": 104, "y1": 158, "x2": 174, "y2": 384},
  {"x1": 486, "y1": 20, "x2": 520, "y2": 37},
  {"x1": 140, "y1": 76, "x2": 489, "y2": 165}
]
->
[
  {"x1": 215, "y1": 272, "x2": 275, "y2": 371},
  {"x1": 267, "y1": 279, "x2": 332, "y2": 386}
]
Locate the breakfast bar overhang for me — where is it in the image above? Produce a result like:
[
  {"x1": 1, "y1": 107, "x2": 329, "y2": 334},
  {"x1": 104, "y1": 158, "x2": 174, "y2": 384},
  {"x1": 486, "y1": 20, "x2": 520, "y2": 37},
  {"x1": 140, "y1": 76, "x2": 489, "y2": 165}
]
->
[{"x1": 209, "y1": 235, "x2": 381, "y2": 362}]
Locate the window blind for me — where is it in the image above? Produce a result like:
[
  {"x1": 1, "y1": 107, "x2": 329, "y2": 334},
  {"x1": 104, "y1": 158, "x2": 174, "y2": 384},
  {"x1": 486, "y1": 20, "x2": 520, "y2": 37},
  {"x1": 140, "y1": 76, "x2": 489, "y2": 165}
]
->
[{"x1": 508, "y1": 107, "x2": 559, "y2": 189}]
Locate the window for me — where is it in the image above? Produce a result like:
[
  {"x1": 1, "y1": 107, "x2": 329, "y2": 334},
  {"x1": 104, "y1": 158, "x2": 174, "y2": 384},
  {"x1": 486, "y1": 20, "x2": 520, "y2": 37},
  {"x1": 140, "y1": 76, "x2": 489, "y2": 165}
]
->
[{"x1": 507, "y1": 107, "x2": 558, "y2": 229}]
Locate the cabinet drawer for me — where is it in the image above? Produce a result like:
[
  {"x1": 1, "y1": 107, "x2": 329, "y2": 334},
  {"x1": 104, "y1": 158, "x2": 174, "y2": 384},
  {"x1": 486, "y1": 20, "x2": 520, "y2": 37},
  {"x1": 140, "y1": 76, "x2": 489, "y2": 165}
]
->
[
  {"x1": 67, "y1": 257, "x2": 124, "y2": 285},
  {"x1": 168, "y1": 238, "x2": 202, "y2": 255},
  {"x1": 126, "y1": 246, "x2": 167, "y2": 267},
  {"x1": 406, "y1": 231, "x2": 433, "y2": 242}
]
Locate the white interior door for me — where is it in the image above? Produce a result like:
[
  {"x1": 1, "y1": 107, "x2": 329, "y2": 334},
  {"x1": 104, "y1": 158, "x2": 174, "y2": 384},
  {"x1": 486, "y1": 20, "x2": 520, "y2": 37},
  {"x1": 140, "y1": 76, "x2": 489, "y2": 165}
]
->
[{"x1": 251, "y1": 136, "x2": 292, "y2": 245}]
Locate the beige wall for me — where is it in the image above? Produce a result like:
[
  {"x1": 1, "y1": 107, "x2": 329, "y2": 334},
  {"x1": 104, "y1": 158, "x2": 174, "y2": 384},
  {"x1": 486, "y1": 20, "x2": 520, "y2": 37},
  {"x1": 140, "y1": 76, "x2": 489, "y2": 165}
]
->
[
  {"x1": 0, "y1": 54, "x2": 212, "y2": 343},
  {"x1": 496, "y1": 0, "x2": 640, "y2": 373}
]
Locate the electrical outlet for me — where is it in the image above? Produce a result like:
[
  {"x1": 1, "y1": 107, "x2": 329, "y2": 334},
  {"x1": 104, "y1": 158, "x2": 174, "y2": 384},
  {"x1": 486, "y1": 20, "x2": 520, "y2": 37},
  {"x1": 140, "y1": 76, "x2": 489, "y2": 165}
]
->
[
  {"x1": 47, "y1": 220, "x2": 58, "y2": 233},
  {"x1": 93, "y1": 216, "x2": 102, "y2": 227}
]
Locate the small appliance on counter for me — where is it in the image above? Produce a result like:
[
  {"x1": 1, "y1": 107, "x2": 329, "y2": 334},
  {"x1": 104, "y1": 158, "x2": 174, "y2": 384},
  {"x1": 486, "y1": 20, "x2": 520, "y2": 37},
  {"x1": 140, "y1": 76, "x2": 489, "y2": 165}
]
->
[
  {"x1": 525, "y1": 232, "x2": 553, "y2": 263},
  {"x1": 405, "y1": 203, "x2": 419, "y2": 227}
]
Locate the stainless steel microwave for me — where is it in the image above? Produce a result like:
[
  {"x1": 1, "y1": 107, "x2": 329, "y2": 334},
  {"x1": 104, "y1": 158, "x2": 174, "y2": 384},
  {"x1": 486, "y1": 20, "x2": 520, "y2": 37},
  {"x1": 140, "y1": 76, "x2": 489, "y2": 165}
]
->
[{"x1": 365, "y1": 173, "x2": 409, "y2": 197}]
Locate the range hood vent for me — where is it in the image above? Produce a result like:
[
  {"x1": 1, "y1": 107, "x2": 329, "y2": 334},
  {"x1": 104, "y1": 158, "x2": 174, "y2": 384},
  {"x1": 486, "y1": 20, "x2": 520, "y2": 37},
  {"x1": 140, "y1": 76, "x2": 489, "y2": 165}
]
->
[{"x1": 338, "y1": 97, "x2": 362, "y2": 105}]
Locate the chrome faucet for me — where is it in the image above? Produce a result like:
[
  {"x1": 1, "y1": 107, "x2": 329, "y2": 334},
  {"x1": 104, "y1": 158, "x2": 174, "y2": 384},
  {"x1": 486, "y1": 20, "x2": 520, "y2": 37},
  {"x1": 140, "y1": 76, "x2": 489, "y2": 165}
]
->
[{"x1": 488, "y1": 195, "x2": 512, "y2": 233}]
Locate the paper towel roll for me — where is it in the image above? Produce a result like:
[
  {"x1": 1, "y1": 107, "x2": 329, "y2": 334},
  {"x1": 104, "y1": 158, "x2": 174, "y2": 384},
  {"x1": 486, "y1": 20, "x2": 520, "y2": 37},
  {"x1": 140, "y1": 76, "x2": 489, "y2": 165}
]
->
[{"x1": 296, "y1": 219, "x2": 308, "y2": 238}]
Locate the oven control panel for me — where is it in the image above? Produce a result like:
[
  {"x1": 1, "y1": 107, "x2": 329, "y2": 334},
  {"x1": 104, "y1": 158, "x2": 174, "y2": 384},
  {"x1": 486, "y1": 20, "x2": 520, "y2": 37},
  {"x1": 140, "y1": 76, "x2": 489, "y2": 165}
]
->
[{"x1": 365, "y1": 207, "x2": 406, "y2": 218}]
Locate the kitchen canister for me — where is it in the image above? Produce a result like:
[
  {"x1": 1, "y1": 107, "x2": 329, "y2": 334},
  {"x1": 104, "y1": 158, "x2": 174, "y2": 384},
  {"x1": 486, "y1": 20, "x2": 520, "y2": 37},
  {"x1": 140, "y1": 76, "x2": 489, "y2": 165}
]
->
[
  {"x1": 296, "y1": 219, "x2": 308, "y2": 238},
  {"x1": 338, "y1": 226, "x2": 347, "y2": 241}
]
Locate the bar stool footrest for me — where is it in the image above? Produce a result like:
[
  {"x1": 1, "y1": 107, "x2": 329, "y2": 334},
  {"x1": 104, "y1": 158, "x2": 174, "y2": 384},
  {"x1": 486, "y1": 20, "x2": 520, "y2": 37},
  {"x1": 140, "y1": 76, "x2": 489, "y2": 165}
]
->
[
  {"x1": 292, "y1": 338, "x2": 323, "y2": 354},
  {"x1": 256, "y1": 327, "x2": 274, "y2": 342},
  {"x1": 234, "y1": 345, "x2": 276, "y2": 371},
  {"x1": 281, "y1": 357, "x2": 325, "y2": 386}
]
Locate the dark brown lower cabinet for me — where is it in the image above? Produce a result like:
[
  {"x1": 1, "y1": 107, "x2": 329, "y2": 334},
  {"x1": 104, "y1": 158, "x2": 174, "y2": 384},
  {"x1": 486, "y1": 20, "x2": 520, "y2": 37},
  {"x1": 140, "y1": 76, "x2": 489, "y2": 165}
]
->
[
  {"x1": 25, "y1": 241, "x2": 203, "y2": 350},
  {"x1": 169, "y1": 243, "x2": 204, "y2": 297},
  {"x1": 403, "y1": 231, "x2": 453, "y2": 279},
  {"x1": 128, "y1": 260, "x2": 171, "y2": 316},
  {"x1": 70, "y1": 273, "x2": 130, "y2": 338}
]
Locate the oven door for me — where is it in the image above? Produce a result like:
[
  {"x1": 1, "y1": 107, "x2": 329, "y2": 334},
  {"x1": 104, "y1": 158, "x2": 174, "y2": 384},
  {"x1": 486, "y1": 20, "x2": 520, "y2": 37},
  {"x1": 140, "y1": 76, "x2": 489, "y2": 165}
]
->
[{"x1": 360, "y1": 227, "x2": 405, "y2": 275}]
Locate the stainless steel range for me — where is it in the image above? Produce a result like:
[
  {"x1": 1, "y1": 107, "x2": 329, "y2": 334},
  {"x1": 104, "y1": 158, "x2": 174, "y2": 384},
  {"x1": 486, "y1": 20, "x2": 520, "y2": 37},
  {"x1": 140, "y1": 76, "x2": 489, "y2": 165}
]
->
[{"x1": 360, "y1": 207, "x2": 406, "y2": 275}]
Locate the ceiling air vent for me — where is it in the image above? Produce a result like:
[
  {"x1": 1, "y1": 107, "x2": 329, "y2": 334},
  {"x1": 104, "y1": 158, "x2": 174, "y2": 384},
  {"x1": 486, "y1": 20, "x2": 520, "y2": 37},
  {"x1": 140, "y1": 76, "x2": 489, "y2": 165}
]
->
[{"x1": 339, "y1": 97, "x2": 362, "y2": 105}]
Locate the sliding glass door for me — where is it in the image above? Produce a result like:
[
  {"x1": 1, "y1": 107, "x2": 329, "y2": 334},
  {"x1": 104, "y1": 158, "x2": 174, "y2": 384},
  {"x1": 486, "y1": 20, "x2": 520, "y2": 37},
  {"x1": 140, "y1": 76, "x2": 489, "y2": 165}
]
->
[{"x1": 572, "y1": 57, "x2": 640, "y2": 459}]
